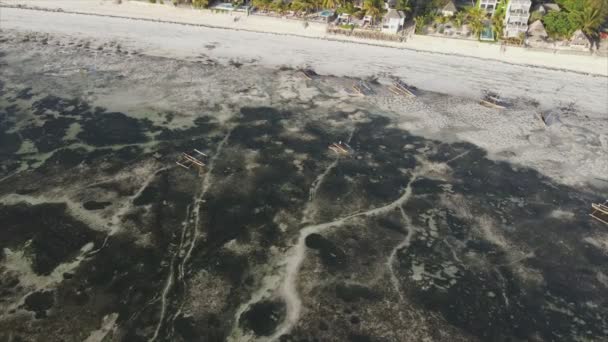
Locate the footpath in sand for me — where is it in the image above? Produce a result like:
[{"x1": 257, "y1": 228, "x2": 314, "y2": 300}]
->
[{"x1": 1, "y1": 0, "x2": 607, "y2": 77}]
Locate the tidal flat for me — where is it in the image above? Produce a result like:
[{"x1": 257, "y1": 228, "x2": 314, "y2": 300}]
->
[{"x1": 0, "y1": 31, "x2": 607, "y2": 342}]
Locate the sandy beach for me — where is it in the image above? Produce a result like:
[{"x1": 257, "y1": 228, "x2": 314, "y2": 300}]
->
[{"x1": 1, "y1": 0, "x2": 607, "y2": 77}]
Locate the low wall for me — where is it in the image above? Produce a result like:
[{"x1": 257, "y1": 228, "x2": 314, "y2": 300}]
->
[{"x1": 327, "y1": 27, "x2": 405, "y2": 42}]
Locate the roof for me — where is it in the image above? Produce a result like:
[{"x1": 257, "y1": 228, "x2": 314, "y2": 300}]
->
[
  {"x1": 385, "y1": 9, "x2": 405, "y2": 20},
  {"x1": 542, "y1": 3, "x2": 560, "y2": 12},
  {"x1": 527, "y1": 20, "x2": 547, "y2": 38},
  {"x1": 442, "y1": 0, "x2": 457, "y2": 12},
  {"x1": 571, "y1": 29, "x2": 590, "y2": 45}
]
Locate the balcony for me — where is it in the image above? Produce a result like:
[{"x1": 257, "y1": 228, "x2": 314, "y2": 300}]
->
[{"x1": 507, "y1": 14, "x2": 529, "y2": 23}]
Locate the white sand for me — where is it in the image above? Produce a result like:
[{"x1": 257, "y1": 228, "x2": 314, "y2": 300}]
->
[{"x1": 1, "y1": 0, "x2": 606, "y2": 77}]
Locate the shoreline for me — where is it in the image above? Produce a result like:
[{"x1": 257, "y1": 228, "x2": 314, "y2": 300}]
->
[{"x1": 1, "y1": 0, "x2": 607, "y2": 77}]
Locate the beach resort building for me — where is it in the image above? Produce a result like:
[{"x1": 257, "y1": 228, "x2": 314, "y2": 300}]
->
[
  {"x1": 504, "y1": 0, "x2": 532, "y2": 38},
  {"x1": 381, "y1": 9, "x2": 405, "y2": 34},
  {"x1": 479, "y1": 0, "x2": 499, "y2": 16}
]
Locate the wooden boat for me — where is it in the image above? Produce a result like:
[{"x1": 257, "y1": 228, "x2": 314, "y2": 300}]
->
[
  {"x1": 328, "y1": 141, "x2": 353, "y2": 155},
  {"x1": 344, "y1": 87, "x2": 362, "y2": 96},
  {"x1": 176, "y1": 149, "x2": 208, "y2": 173},
  {"x1": 391, "y1": 80, "x2": 416, "y2": 97},
  {"x1": 352, "y1": 81, "x2": 374, "y2": 96},
  {"x1": 591, "y1": 201, "x2": 608, "y2": 225},
  {"x1": 480, "y1": 92, "x2": 507, "y2": 109},
  {"x1": 298, "y1": 69, "x2": 317, "y2": 80}
]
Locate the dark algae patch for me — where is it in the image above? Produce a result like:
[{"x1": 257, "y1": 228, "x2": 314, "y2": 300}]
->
[
  {"x1": 24, "y1": 290, "x2": 54, "y2": 318},
  {"x1": 240, "y1": 300, "x2": 286, "y2": 336},
  {"x1": 83, "y1": 201, "x2": 111, "y2": 210},
  {"x1": 0, "y1": 203, "x2": 102, "y2": 275},
  {"x1": 78, "y1": 112, "x2": 148, "y2": 146}
]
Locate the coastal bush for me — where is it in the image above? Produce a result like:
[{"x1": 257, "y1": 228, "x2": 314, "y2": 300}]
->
[
  {"x1": 465, "y1": 6, "x2": 485, "y2": 38},
  {"x1": 192, "y1": 0, "x2": 208, "y2": 8},
  {"x1": 528, "y1": 10, "x2": 543, "y2": 23},
  {"x1": 336, "y1": 3, "x2": 356, "y2": 15},
  {"x1": 353, "y1": 10, "x2": 366, "y2": 19},
  {"x1": 546, "y1": 0, "x2": 608, "y2": 37},
  {"x1": 543, "y1": 11, "x2": 577, "y2": 38},
  {"x1": 252, "y1": 0, "x2": 272, "y2": 11},
  {"x1": 395, "y1": 0, "x2": 412, "y2": 14},
  {"x1": 492, "y1": 0, "x2": 506, "y2": 39},
  {"x1": 363, "y1": 0, "x2": 385, "y2": 23},
  {"x1": 414, "y1": 14, "x2": 433, "y2": 33}
]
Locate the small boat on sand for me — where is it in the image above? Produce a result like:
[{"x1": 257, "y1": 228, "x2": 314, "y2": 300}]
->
[
  {"x1": 480, "y1": 92, "x2": 507, "y2": 109},
  {"x1": 328, "y1": 141, "x2": 353, "y2": 156},
  {"x1": 389, "y1": 79, "x2": 416, "y2": 97},
  {"x1": 591, "y1": 200, "x2": 608, "y2": 225},
  {"x1": 176, "y1": 149, "x2": 208, "y2": 173},
  {"x1": 352, "y1": 81, "x2": 374, "y2": 96},
  {"x1": 298, "y1": 69, "x2": 317, "y2": 80}
]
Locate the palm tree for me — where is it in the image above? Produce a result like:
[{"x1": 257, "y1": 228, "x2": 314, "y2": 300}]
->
[
  {"x1": 414, "y1": 15, "x2": 425, "y2": 33},
  {"x1": 322, "y1": 0, "x2": 340, "y2": 9},
  {"x1": 466, "y1": 6, "x2": 485, "y2": 37},
  {"x1": 252, "y1": 0, "x2": 271, "y2": 10},
  {"x1": 363, "y1": 0, "x2": 383, "y2": 23},
  {"x1": 271, "y1": 0, "x2": 287, "y2": 13},
  {"x1": 395, "y1": 0, "x2": 411, "y2": 14},
  {"x1": 435, "y1": 14, "x2": 450, "y2": 24},
  {"x1": 192, "y1": 0, "x2": 208, "y2": 7},
  {"x1": 454, "y1": 11, "x2": 466, "y2": 27},
  {"x1": 571, "y1": 1, "x2": 604, "y2": 37},
  {"x1": 292, "y1": 0, "x2": 315, "y2": 12}
]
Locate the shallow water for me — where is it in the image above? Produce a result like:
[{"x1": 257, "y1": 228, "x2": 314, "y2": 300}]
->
[{"x1": 0, "y1": 33, "x2": 607, "y2": 342}]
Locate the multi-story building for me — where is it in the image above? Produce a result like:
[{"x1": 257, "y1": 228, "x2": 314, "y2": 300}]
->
[
  {"x1": 504, "y1": 0, "x2": 532, "y2": 37},
  {"x1": 479, "y1": 0, "x2": 499, "y2": 15}
]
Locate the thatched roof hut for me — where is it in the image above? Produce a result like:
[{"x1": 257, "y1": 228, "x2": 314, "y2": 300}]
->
[
  {"x1": 526, "y1": 20, "x2": 551, "y2": 48},
  {"x1": 570, "y1": 29, "x2": 591, "y2": 50},
  {"x1": 441, "y1": 1, "x2": 457, "y2": 16},
  {"x1": 528, "y1": 20, "x2": 547, "y2": 39}
]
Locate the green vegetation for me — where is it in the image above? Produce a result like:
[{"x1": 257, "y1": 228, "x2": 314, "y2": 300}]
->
[
  {"x1": 322, "y1": 0, "x2": 340, "y2": 9},
  {"x1": 363, "y1": 0, "x2": 384, "y2": 23},
  {"x1": 395, "y1": 0, "x2": 412, "y2": 14},
  {"x1": 492, "y1": 0, "x2": 506, "y2": 39},
  {"x1": 336, "y1": 2, "x2": 356, "y2": 14},
  {"x1": 466, "y1": 6, "x2": 485, "y2": 37},
  {"x1": 542, "y1": 0, "x2": 608, "y2": 38},
  {"x1": 252, "y1": 0, "x2": 272, "y2": 10},
  {"x1": 543, "y1": 11, "x2": 577, "y2": 38},
  {"x1": 414, "y1": 14, "x2": 433, "y2": 33},
  {"x1": 170, "y1": 0, "x2": 210, "y2": 7},
  {"x1": 192, "y1": 0, "x2": 209, "y2": 8},
  {"x1": 453, "y1": 11, "x2": 466, "y2": 27}
]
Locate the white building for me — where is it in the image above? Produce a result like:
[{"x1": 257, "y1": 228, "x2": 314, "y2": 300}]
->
[
  {"x1": 479, "y1": 0, "x2": 499, "y2": 15},
  {"x1": 381, "y1": 9, "x2": 405, "y2": 34},
  {"x1": 504, "y1": 0, "x2": 532, "y2": 38}
]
